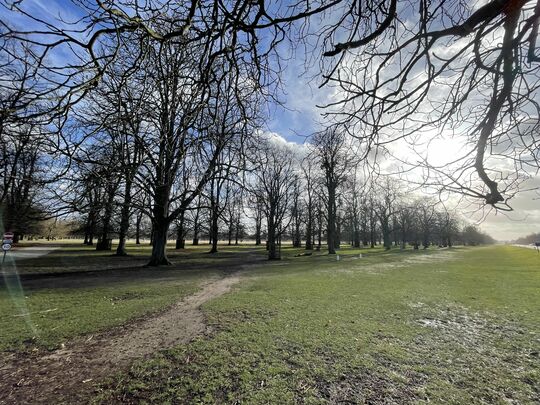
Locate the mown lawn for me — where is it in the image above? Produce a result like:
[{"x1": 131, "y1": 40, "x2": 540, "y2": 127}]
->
[
  {"x1": 0, "y1": 242, "x2": 238, "y2": 351},
  {"x1": 0, "y1": 241, "x2": 387, "y2": 352},
  {"x1": 96, "y1": 246, "x2": 540, "y2": 404},
  {"x1": 0, "y1": 277, "x2": 201, "y2": 352}
]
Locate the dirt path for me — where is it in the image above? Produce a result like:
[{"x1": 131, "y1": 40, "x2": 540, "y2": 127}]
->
[
  {"x1": 513, "y1": 244, "x2": 539, "y2": 251},
  {"x1": 1, "y1": 246, "x2": 60, "y2": 266},
  {"x1": 0, "y1": 274, "x2": 242, "y2": 404}
]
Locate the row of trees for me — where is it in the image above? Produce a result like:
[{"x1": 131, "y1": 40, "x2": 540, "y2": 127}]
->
[
  {"x1": 2, "y1": 0, "x2": 537, "y2": 211},
  {"x1": 59, "y1": 127, "x2": 494, "y2": 262},
  {"x1": 1, "y1": 1, "x2": 530, "y2": 263},
  {"x1": 514, "y1": 233, "x2": 540, "y2": 244}
]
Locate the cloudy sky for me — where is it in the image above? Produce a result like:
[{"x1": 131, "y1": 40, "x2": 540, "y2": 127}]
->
[
  {"x1": 264, "y1": 41, "x2": 539, "y2": 242},
  {"x1": 4, "y1": 0, "x2": 539, "y2": 241}
]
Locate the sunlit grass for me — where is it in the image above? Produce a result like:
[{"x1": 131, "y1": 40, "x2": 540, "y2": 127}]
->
[
  {"x1": 97, "y1": 246, "x2": 540, "y2": 404},
  {"x1": 0, "y1": 278, "x2": 200, "y2": 351}
]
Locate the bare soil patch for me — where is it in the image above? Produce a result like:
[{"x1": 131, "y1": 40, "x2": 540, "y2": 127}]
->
[{"x1": 0, "y1": 274, "x2": 242, "y2": 404}]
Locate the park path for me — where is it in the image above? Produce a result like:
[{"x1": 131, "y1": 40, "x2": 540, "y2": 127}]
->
[
  {"x1": 513, "y1": 244, "x2": 539, "y2": 251},
  {"x1": 2, "y1": 245, "x2": 60, "y2": 261},
  {"x1": 0, "y1": 273, "x2": 242, "y2": 404}
]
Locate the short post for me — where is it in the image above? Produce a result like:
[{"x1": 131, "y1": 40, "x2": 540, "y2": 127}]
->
[{"x1": 2, "y1": 232, "x2": 14, "y2": 264}]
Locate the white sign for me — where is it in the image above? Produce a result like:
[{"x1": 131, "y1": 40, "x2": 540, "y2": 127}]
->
[
  {"x1": 3, "y1": 232, "x2": 14, "y2": 240},
  {"x1": 2, "y1": 243, "x2": 12, "y2": 251}
]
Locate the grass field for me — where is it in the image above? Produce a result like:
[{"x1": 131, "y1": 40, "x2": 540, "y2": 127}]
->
[
  {"x1": 0, "y1": 242, "x2": 232, "y2": 351},
  {"x1": 97, "y1": 245, "x2": 539, "y2": 404},
  {"x1": 1, "y1": 243, "x2": 539, "y2": 404}
]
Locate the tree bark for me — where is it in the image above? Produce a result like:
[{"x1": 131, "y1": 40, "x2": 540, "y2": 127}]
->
[
  {"x1": 327, "y1": 186, "x2": 337, "y2": 254},
  {"x1": 234, "y1": 217, "x2": 240, "y2": 245},
  {"x1": 316, "y1": 207, "x2": 322, "y2": 251},
  {"x1": 192, "y1": 206, "x2": 200, "y2": 245},
  {"x1": 175, "y1": 210, "x2": 186, "y2": 250},
  {"x1": 96, "y1": 182, "x2": 116, "y2": 251},
  {"x1": 148, "y1": 220, "x2": 171, "y2": 265},
  {"x1": 227, "y1": 219, "x2": 233, "y2": 245},
  {"x1": 148, "y1": 185, "x2": 171, "y2": 265},
  {"x1": 255, "y1": 221, "x2": 261, "y2": 245},
  {"x1": 267, "y1": 214, "x2": 280, "y2": 260},
  {"x1": 210, "y1": 206, "x2": 219, "y2": 253},
  {"x1": 135, "y1": 212, "x2": 142, "y2": 244},
  {"x1": 115, "y1": 179, "x2": 133, "y2": 256},
  {"x1": 381, "y1": 218, "x2": 391, "y2": 250}
]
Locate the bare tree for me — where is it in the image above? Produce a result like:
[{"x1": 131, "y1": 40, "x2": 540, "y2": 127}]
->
[
  {"x1": 250, "y1": 136, "x2": 297, "y2": 260},
  {"x1": 319, "y1": 0, "x2": 540, "y2": 209},
  {"x1": 300, "y1": 154, "x2": 319, "y2": 250},
  {"x1": 311, "y1": 128, "x2": 355, "y2": 254},
  {"x1": 372, "y1": 177, "x2": 401, "y2": 250}
]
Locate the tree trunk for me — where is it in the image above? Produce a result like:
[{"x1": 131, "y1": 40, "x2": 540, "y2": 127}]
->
[
  {"x1": 148, "y1": 185, "x2": 171, "y2": 266},
  {"x1": 85, "y1": 209, "x2": 97, "y2": 245},
  {"x1": 267, "y1": 215, "x2": 280, "y2": 260},
  {"x1": 210, "y1": 206, "x2": 219, "y2": 253},
  {"x1": 148, "y1": 220, "x2": 171, "y2": 265},
  {"x1": 227, "y1": 221, "x2": 233, "y2": 245},
  {"x1": 353, "y1": 228, "x2": 360, "y2": 248},
  {"x1": 382, "y1": 219, "x2": 391, "y2": 250},
  {"x1": 208, "y1": 213, "x2": 213, "y2": 245},
  {"x1": 293, "y1": 219, "x2": 301, "y2": 248},
  {"x1": 135, "y1": 212, "x2": 142, "y2": 244},
  {"x1": 327, "y1": 186, "x2": 337, "y2": 254},
  {"x1": 192, "y1": 221, "x2": 199, "y2": 245},
  {"x1": 316, "y1": 209, "x2": 322, "y2": 251},
  {"x1": 96, "y1": 184, "x2": 115, "y2": 251},
  {"x1": 234, "y1": 218, "x2": 240, "y2": 245},
  {"x1": 175, "y1": 210, "x2": 186, "y2": 250},
  {"x1": 305, "y1": 207, "x2": 313, "y2": 250},
  {"x1": 255, "y1": 217, "x2": 262, "y2": 245},
  {"x1": 334, "y1": 213, "x2": 341, "y2": 249},
  {"x1": 115, "y1": 179, "x2": 133, "y2": 256}
]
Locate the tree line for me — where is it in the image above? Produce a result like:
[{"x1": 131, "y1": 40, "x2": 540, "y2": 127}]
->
[{"x1": 1, "y1": 0, "x2": 533, "y2": 263}]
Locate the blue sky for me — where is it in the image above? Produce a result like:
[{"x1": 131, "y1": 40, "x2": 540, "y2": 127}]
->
[
  {"x1": 1, "y1": 0, "x2": 324, "y2": 142},
  {"x1": 2, "y1": 0, "x2": 539, "y2": 240}
]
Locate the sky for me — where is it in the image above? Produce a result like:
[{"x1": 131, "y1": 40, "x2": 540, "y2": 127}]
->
[
  {"x1": 2, "y1": 0, "x2": 539, "y2": 241},
  {"x1": 260, "y1": 1, "x2": 540, "y2": 242},
  {"x1": 266, "y1": 63, "x2": 540, "y2": 241}
]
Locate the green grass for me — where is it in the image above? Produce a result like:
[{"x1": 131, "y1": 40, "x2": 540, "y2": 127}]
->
[
  {"x1": 95, "y1": 246, "x2": 540, "y2": 404},
  {"x1": 7, "y1": 241, "x2": 269, "y2": 275},
  {"x1": 0, "y1": 278, "x2": 200, "y2": 351},
  {"x1": 0, "y1": 241, "x2": 234, "y2": 351}
]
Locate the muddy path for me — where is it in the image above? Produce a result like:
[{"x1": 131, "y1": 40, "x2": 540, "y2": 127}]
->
[{"x1": 0, "y1": 274, "x2": 243, "y2": 404}]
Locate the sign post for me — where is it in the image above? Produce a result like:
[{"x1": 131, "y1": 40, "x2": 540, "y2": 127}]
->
[{"x1": 2, "y1": 232, "x2": 14, "y2": 264}]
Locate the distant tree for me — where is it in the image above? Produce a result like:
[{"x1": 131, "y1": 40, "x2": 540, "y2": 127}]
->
[
  {"x1": 290, "y1": 176, "x2": 303, "y2": 248},
  {"x1": 312, "y1": 128, "x2": 354, "y2": 254},
  {"x1": 251, "y1": 137, "x2": 297, "y2": 260},
  {"x1": 515, "y1": 232, "x2": 540, "y2": 245},
  {"x1": 373, "y1": 177, "x2": 401, "y2": 250},
  {"x1": 300, "y1": 154, "x2": 319, "y2": 250},
  {"x1": 460, "y1": 226, "x2": 496, "y2": 246},
  {"x1": 437, "y1": 210, "x2": 461, "y2": 247}
]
